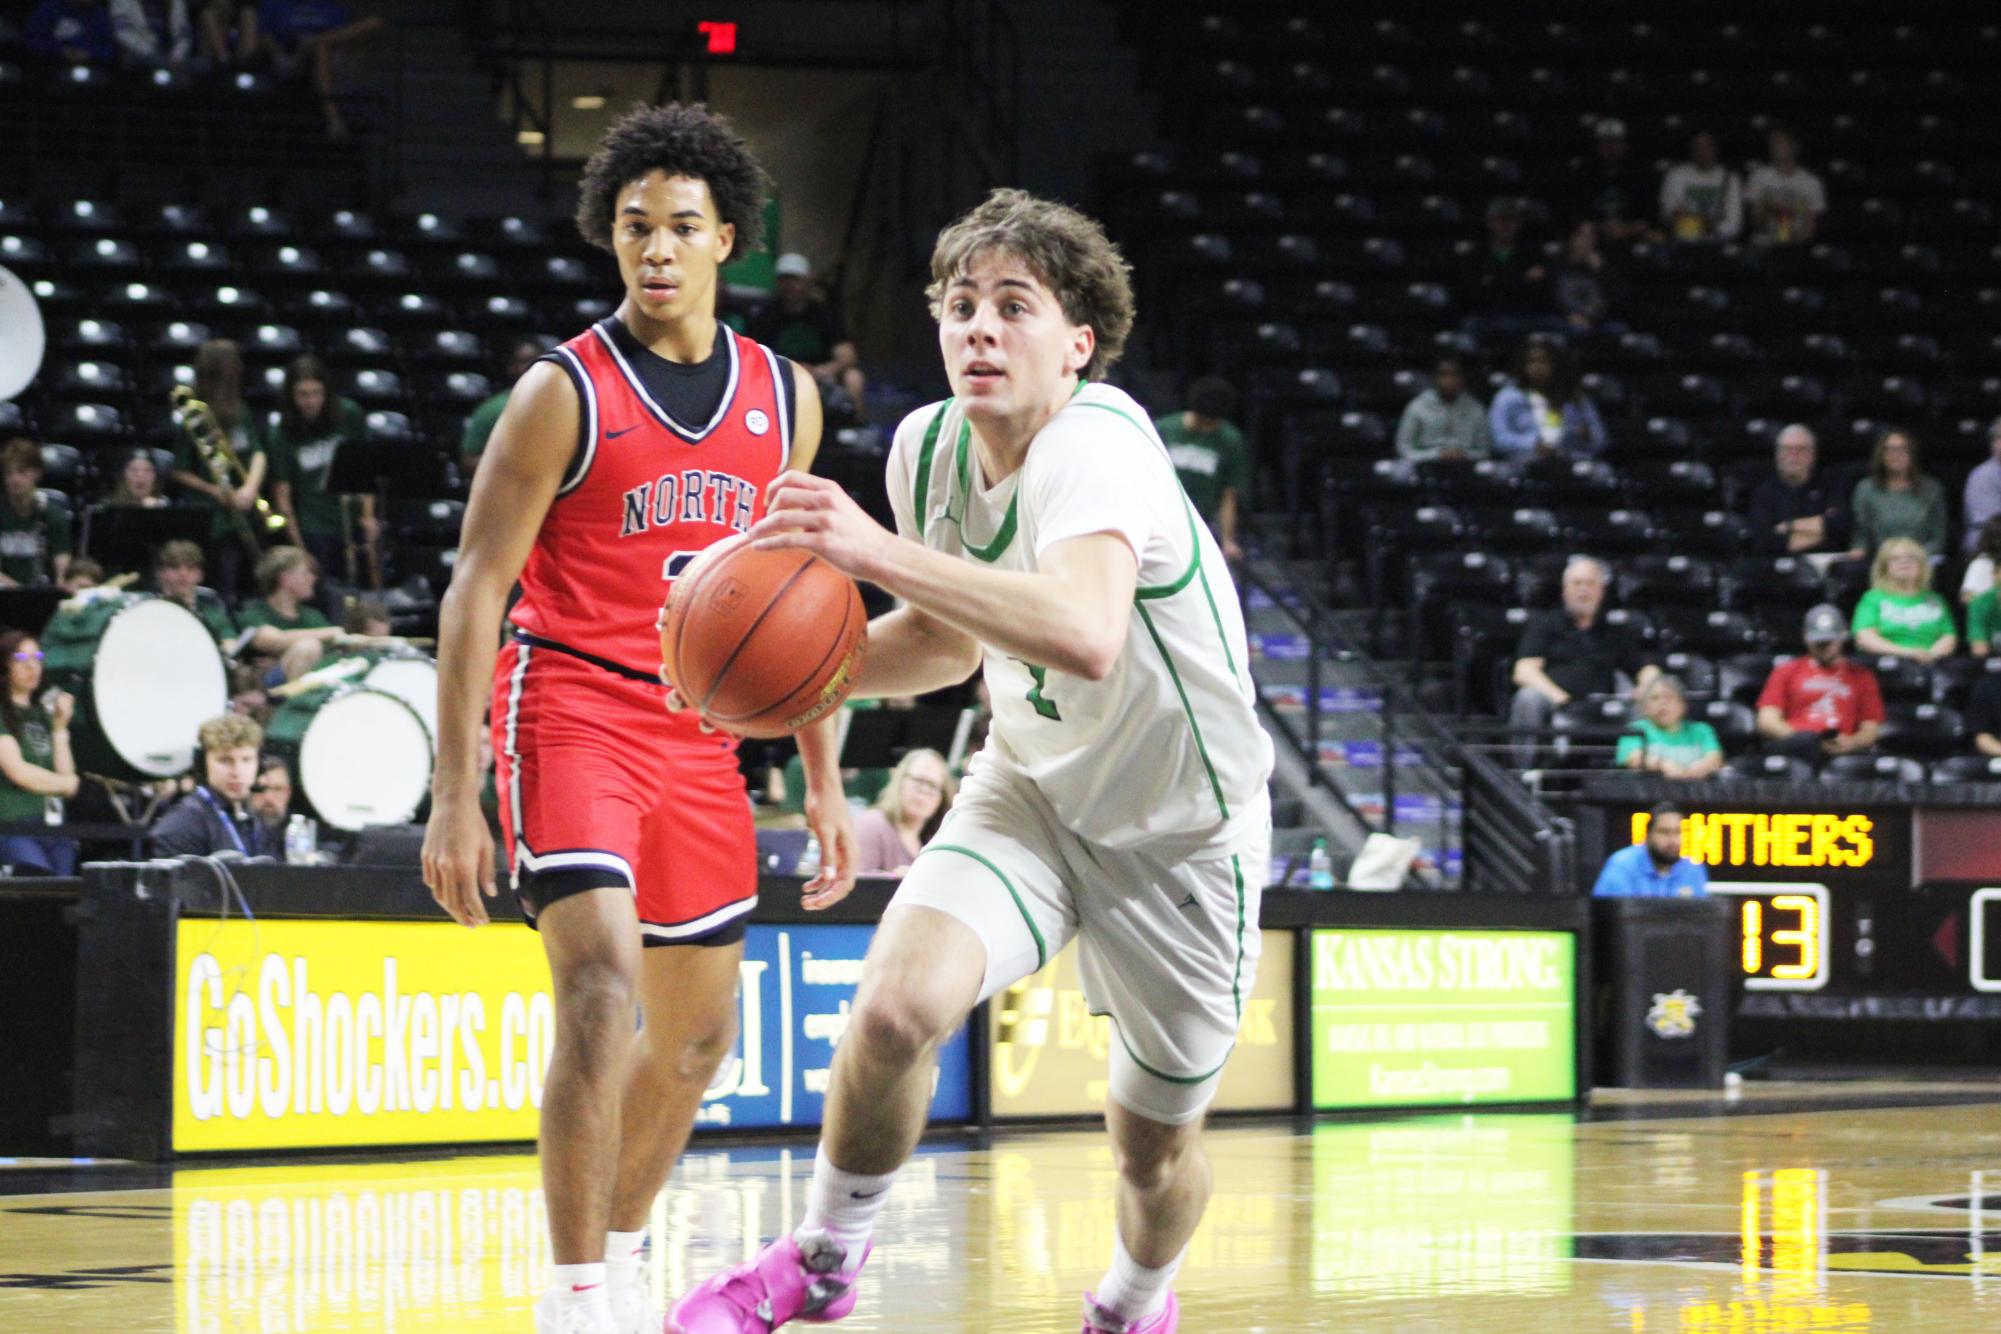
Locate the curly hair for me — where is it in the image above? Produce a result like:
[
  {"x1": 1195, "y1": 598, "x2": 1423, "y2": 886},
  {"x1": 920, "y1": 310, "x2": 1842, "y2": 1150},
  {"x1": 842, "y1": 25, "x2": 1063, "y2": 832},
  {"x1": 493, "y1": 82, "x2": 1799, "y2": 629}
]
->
[
  {"x1": 925, "y1": 189, "x2": 1135, "y2": 380},
  {"x1": 574, "y1": 102, "x2": 772, "y2": 257},
  {"x1": 198, "y1": 712, "x2": 264, "y2": 756}
]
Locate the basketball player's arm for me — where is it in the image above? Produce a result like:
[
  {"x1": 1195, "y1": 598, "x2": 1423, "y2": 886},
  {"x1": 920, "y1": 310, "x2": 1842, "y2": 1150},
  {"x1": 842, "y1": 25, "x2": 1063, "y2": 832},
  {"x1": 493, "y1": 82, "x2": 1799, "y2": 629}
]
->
[
  {"x1": 422, "y1": 361, "x2": 576, "y2": 926},
  {"x1": 781, "y1": 362, "x2": 859, "y2": 910},
  {"x1": 753, "y1": 471, "x2": 1136, "y2": 680}
]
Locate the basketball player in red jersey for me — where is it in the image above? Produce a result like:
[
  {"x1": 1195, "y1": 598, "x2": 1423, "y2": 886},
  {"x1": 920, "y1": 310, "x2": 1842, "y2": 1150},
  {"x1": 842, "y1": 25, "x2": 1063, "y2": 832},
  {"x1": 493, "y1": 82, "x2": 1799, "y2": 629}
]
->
[{"x1": 422, "y1": 103, "x2": 858, "y2": 1334}]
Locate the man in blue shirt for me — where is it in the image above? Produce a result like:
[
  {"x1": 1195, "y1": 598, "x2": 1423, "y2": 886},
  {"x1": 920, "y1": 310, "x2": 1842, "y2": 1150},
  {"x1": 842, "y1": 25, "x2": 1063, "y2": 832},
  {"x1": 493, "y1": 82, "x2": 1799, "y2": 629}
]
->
[{"x1": 1593, "y1": 801, "x2": 1708, "y2": 898}]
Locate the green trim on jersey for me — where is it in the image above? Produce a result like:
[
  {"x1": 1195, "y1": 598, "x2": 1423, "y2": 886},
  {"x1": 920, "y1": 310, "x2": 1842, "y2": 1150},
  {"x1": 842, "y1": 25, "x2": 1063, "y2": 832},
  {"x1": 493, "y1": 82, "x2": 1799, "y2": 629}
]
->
[
  {"x1": 1229, "y1": 853, "x2": 1247, "y2": 1021},
  {"x1": 950, "y1": 417, "x2": 1018, "y2": 562},
  {"x1": 1137, "y1": 602, "x2": 1231, "y2": 821},
  {"x1": 1196, "y1": 559, "x2": 1242, "y2": 684},
  {"x1": 911, "y1": 401, "x2": 951, "y2": 540},
  {"x1": 1097, "y1": 1011, "x2": 1236, "y2": 1086},
  {"x1": 923, "y1": 842, "x2": 1047, "y2": 970},
  {"x1": 1135, "y1": 497, "x2": 1201, "y2": 600}
]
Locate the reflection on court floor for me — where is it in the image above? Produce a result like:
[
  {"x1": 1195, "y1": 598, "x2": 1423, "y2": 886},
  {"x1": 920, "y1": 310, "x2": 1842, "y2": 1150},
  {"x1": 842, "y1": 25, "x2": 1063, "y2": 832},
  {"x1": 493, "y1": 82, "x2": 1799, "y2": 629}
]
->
[{"x1": 6, "y1": 1092, "x2": 2001, "y2": 1331}]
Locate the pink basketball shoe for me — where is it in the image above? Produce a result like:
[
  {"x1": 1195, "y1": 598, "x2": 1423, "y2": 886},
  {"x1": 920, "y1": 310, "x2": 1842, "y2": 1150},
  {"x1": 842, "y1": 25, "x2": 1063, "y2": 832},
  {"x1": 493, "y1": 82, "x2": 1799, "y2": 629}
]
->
[
  {"x1": 1081, "y1": 1290, "x2": 1180, "y2": 1334},
  {"x1": 668, "y1": 1230, "x2": 869, "y2": 1334}
]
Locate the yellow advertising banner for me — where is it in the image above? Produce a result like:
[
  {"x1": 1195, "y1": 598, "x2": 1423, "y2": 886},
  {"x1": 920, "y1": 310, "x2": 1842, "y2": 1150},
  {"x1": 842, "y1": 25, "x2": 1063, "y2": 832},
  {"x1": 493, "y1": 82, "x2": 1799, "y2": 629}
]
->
[
  {"x1": 988, "y1": 929, "x2": 1295, "y2": 1117},
  {"x1": 172, "y1": 918, "x2": 555, "y2": 1152}
]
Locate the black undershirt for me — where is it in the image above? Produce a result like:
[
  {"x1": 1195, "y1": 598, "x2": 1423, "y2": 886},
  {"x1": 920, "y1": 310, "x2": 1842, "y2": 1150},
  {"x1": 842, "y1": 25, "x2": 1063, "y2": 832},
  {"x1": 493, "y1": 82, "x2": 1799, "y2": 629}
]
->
[{"x1": 600, "y1": 316, "x2": 796, "y2": 437}]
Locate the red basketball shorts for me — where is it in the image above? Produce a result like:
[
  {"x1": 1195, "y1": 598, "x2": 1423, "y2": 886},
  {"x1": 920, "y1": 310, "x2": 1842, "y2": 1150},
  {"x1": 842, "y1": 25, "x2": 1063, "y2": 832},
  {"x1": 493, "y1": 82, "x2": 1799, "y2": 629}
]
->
[{"x1": 492, "y1": 637, "x2": 757, "y2": 945}]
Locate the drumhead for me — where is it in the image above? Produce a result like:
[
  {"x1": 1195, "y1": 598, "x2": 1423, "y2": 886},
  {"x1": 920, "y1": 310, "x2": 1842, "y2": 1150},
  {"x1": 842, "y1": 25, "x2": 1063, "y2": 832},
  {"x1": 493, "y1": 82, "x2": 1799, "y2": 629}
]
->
[
  {"x1": 298, "y1": 688, "x2": 431, "y2": 830},
  {"x1": 93, "y1": 598, "x2": 229, "y2": 777},
  {"x1": 362, "y1": 657, "x2": 438, "y2": 752}
]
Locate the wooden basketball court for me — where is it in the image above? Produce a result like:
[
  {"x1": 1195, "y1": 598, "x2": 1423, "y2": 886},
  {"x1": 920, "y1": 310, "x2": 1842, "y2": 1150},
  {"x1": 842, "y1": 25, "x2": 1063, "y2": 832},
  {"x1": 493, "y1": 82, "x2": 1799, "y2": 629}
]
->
[{"x1": 4, "y1": 1082, "x2": 2000, "y2": 1331}]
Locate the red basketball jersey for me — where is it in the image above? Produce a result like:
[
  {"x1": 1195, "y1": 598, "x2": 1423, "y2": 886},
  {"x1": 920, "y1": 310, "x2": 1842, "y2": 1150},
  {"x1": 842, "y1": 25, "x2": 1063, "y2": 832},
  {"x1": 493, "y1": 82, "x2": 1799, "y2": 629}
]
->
[{"x1": 508, "y1": 319, "x2": 793, "y2": 675}]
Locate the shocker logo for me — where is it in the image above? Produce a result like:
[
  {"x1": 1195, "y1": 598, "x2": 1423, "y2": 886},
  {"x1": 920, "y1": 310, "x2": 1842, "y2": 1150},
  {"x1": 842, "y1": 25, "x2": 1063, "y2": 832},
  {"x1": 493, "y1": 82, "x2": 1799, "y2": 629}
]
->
[
  {"x1": 1646, "y1": 989, "x2": 1701, "y2": 1039},
  {"x1": 992, "y1": 980, "x2": 1057, "y2": 1099}
]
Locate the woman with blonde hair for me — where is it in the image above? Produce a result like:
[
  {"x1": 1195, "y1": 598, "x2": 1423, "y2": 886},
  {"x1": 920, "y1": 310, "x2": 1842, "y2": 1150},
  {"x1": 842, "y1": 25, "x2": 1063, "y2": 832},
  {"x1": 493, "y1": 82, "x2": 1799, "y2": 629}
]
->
[
  {"x1": 1852, "y1": 537, "x2": 1956, "y2": 663},
  {"x1": 854, "y1": 748, "x2": 955, "y2": 876}
]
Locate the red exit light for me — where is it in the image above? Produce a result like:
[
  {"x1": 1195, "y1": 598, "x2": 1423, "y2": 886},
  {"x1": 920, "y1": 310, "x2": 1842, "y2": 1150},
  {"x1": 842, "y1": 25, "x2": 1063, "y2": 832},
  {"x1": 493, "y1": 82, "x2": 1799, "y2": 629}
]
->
[{"x1": 698, "y1": 20, "x2": 738, "y2": 55}]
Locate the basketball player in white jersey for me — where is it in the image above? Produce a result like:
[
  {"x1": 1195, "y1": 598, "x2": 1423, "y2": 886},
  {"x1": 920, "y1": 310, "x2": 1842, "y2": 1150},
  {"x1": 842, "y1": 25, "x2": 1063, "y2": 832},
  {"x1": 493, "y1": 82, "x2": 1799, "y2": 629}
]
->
[{"x1": 669, "y1": 189, "x2": 1273, "y2": 1334}]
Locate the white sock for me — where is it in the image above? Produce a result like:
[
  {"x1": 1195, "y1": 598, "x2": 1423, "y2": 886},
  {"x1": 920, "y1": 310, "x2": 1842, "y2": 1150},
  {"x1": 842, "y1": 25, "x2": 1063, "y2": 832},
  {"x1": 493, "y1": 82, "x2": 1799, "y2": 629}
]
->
[
  {"x1": 797, "y1": 1145, "x2": 897, "y2": 1267},
  {"x1": 1093, "y1": 1235, "x2": 1182, "y2": 1327},
  {"x1": 605, "y1": 1228, "x2": 646, "y2": 1278},
  {"x1": 550, "y1": 1261, "x2": 609, "y2": 1304}
]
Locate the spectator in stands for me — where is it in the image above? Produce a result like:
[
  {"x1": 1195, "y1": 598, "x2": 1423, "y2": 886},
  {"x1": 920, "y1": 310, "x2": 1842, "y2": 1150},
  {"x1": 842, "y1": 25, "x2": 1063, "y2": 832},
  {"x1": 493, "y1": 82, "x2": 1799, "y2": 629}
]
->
[
  {"x1": 1660, "y1": 131, "x2": 1742, "y2": 243},
  {"x1": 854, "y1": 748, "x2": 956, "y2": 877},
  {"x1": 341, "y1": 596, "x2": 390, "y2": 637},
  {"x1": 1570, "y1": 116, "x2": 1659, "y2": 245},
  {"x1": 1489, "y1": 339, "x2": 1606, "y2": 462},
  {"x1": 269, "y1": 354, "x2": 374, "y2": 580},
  {"x1": 1968, "y1": 582, "x2": 1996, "y2": 659},
  {"x1": 106, "y1": 449, "x2": 168, "y2": 508},
  {"x1": 1964, "y1": 516, "x2": 2001, "y2": 608},
  {"x1": 1463, "y1": 196, "x2": 1546, "y2": 331},
  {"x1": 748, "y1": 253, "x2": 867, "y2": 424},
  {"x1": 1155, "y1": 374, "x2": 1249, "y2": 559},
  {"x1": 255, "y1": 1, "x2": 386, "y2": 141},
  {"x1": 1551, "y1": 220, "x2": 1618, "y2": 333},
  {"x1": 461, "y1": 338, "x2": 544, "y2": 480},
  {"x1": 170, "y1": 338, "x2": 269, "y2": 600},
  {"x1": 195, "y1": 0, "x2": 256, "y2": 65},
  {"x1": 149, "y1": 714, "x2": 280, "y2": 858},
  {"x1": 251, "y1": 754, "x2": 291, "y2": 833},
  {"x1": 57, "y1": 557, "x2": 103, "y2": 595},
  {"x1": 1969, "y1": 673, "x2": 2001, "y2": 758},
  {"x1": 154, "y1": 539, "x2": 237, "y2": 647},
  {"x1": 27, "y1": 0, "x2": 118, "y2": 63},
  {"x1": 227, "y1": 662, "x2": 270, "y2": 723},
  {"x1": 1756, "y1": 604, "x2": 1885, "y2": 763},
  {"x1": 0, "y1": 438, "x2": 72, "y2": 588},
  {"x1": 1592, "y1": 801, "x2": 1708, "y2": 898},
  {"x1": 0, "y1": 630, "x2": 78, "y2": 876},
  {"x1": 1964, "y1": 415, "x2": 2001, "y2": 555},
  {"x1": 111, "y1": 0, "x2": 196, "y2": 70},
  {"x1": 1744, "y1": 128, "x2": 1827, "y2": 247},
  {"x1": 1853, "y1": 537, "x2": 1957, "y2": 663},
  {"x1": 1395, "y1": 356, "x2": 1490, "y2": 462},
  {"x1": 1509, "y1": 556, "x2": 1658, "y2": 767},
  {"x1": 1746, "y1": 424, "x2": 1849, "y2": 556},
  {"x1": 1850, "y1": 428, "x2": 1948, "y2": 559},
  {"x1": 1617, "y1": 675, "x2": 1724, "y2": 780},
  {"x1": 239, "y1": 545, "x2": 342, "y2": 683}
]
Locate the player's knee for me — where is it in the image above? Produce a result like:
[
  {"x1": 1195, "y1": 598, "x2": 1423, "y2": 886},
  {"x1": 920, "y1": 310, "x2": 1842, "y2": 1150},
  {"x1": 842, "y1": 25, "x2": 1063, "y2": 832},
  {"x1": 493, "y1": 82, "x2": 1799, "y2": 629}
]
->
[
  {"x1": 659, "y1": 1015, "x2": 738, "y2": 1083},
  {"x1": 849, "y1": 986, "x2": 951, "y2": 1069},
  {"x1": 1112, "y1": 1128, "x2": 1200, "y2": 1194},
  {"x1": 555, "y1": 957, "x2": 637, "y2": 1041}
]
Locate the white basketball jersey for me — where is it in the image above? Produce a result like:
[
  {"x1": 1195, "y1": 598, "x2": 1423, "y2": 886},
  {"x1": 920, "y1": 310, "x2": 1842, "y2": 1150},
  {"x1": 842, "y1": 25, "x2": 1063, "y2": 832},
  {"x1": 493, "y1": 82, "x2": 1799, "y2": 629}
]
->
[{"x1": 885, "y1": 383, "x2": 1273, "y2": 857}]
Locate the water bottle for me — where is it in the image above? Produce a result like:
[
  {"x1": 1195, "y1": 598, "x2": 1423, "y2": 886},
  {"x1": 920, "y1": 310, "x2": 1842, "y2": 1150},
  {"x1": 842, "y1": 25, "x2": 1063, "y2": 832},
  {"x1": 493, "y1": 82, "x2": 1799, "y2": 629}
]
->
[
  {"x1": 797, "y1": 833, "x2": 821, "y2": 877},
  {"x1": 285, "y1": 814, "x2": 318, "y2": 866},
  {"x1": 1308, "y1": 837, "x2": 1336, "y2": 890}
]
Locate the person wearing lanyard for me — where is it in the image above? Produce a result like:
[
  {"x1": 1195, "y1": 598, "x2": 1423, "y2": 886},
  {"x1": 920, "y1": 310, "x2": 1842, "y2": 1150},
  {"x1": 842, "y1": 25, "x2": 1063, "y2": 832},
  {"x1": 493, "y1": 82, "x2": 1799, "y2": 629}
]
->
[{"x1": 150, "y1": 714, "x2": 280, "y2": 858}]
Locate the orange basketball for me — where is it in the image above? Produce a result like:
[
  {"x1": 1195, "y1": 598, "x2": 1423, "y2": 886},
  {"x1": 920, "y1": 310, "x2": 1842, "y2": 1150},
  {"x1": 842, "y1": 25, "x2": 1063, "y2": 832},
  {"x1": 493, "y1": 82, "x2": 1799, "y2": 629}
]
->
[{"x1": 659, "y1": 534, "x2": 867, "y2": 739}]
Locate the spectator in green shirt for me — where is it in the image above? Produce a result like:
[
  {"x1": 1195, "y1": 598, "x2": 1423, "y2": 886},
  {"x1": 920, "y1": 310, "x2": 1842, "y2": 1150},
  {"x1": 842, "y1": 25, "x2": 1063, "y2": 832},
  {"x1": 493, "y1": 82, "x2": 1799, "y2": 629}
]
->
[
  {"x1": 1852, "y1": 537, "x2": 1957, "y2": 662},
  {"x1": 461, "y1": 338, "x2": 545, "y2": 481},
  {"x1": 1154, "y1": 375, "x2": 1250, "y2": 560},
  {"x1": 1849, "y1": 428, "x2": 1949, "y2": 559},
  {"x1": 152, "y1": 539, "x2": 239, "y2": 649},
  {"x1": 0, "y1": 629, "x2": 78, "y2": 875},
  {"x1": 1615, "y1": 674, "x2": 1724, "y2": 779},
  {"x1": 168, "y1": 339, "x2": 271, "y2": 600},
  {"x1": 0, "y1": 438, "x2": 71, "y2": 587},
  {"x1": 1967, "y1": 587, "x2": 1996, "y2": 658},
  {"x1": 269, "y1": 355, "x2": 377, "y2": 581},
  {"x1": 238, "y1": 545, "x2": 343, "y2": 683}
]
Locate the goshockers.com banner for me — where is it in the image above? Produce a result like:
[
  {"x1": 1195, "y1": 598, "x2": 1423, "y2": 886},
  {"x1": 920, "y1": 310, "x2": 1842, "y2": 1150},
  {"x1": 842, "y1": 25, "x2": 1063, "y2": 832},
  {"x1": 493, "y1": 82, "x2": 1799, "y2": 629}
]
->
[{"x1": 173, "y1": 918, "x2": 973, "y2": 1152}]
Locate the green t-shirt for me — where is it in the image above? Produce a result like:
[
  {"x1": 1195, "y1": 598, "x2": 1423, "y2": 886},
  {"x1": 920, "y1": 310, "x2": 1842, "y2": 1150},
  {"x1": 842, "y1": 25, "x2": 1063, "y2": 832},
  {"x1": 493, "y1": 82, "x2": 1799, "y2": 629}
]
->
[
  {"x1": 269, "y1": 398, "x2": 366, "y2": 539},
  {"x1": 0, "y1": 494, "x2": 72, "y2": 585},
  {"x1": 1153, "y1": 413, "x2": 1250, "y2": 526},
  {"x1": 238, "y1": 598, "x2": 331, "y2": 633},
  {"x1": 1852, "y1": 588, "x2": 1956, "y2": 652},
  {"x1": 1969, "y1": 590, "x2": 1998, "y2": 651},
  {"x1": 461, "y1": 391, "x2": 510, "y2": 459},
  {"x1": 0, "y1": 701, "x2": 55, "y2": 823},
  {"x1": 1614, "y1": 719, "x2": 1723, "y2": 770},
  {"x1": 172, "y1": 412, "x2": 268, "y2": 539}
]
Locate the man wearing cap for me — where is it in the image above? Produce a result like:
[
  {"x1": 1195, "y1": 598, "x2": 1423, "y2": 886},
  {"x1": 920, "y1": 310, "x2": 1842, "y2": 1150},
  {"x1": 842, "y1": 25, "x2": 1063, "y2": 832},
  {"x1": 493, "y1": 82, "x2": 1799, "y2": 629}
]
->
[
  {"x1": 1569, "y1": 116, "x2": 1659, "y2": 244},
  {"x1": 1963, "y1": 416, "x2": 2001, "y2": 555},
  {"x1": 746, "y1": 252, "x2": 867, "y2": 424},
  {"x1": 1755, "y1": 604, "x2": 1884, "y2": 764}
]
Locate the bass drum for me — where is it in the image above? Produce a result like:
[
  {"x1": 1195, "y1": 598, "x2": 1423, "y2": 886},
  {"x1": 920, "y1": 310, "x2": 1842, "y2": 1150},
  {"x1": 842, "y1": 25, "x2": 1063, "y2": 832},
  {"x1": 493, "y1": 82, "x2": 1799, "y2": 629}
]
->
[
  {"x1": 361, "y1": 653, "x2": 437, "y2": 754},
  {"x1": 267, "y1": 686, "x2": 432, "y2": 831},
  {"x1": 42, "y1": 594, "x2": 228, "y2": 779}
]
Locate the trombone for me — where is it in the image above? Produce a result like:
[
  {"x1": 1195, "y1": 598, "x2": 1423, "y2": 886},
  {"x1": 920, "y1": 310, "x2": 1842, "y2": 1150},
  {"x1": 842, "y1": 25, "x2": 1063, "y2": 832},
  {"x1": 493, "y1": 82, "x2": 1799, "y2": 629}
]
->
[{"x1": 169, "y1": 384, "x2": 285, "y2": 559}]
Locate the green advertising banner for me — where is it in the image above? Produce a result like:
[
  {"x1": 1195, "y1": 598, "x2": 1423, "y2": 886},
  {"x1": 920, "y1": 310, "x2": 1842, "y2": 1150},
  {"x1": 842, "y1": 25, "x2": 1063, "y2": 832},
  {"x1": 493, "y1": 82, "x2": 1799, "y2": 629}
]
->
[{"x1": 1309, "y1": 929, "x2": 1578, "y2": 1108}]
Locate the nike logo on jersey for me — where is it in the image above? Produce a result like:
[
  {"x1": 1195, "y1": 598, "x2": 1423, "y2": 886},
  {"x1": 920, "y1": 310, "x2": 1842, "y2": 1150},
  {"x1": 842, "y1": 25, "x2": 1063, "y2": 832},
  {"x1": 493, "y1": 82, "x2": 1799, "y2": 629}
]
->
[
  {"x1": 606, "y1": 424, "x2": 640, "y2": 439},
  {"x1": 1176, "y1": 892, "x2": 1199, "y2": 910}
]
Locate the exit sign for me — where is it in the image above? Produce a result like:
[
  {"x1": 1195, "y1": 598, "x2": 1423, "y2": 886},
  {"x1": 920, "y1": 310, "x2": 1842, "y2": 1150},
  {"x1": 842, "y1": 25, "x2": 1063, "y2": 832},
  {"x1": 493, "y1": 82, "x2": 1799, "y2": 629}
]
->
[{"x1": 697, "y1": 20, "x2": 738, "y2": 55}]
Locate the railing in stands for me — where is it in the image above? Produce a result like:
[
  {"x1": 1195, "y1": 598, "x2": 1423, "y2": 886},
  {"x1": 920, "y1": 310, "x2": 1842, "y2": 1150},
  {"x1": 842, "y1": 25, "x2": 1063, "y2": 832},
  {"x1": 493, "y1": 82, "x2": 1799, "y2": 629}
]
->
[{"x1": 1236, "y1": 538, "x2": 1578, "y2": 896}]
